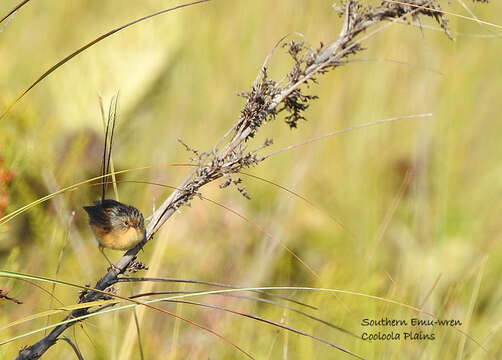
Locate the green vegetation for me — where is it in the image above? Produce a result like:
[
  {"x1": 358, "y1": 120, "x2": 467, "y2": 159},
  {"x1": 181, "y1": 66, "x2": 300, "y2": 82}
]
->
[{"x1": 1, "y1": 1, "x2": 501, "y2": 359}]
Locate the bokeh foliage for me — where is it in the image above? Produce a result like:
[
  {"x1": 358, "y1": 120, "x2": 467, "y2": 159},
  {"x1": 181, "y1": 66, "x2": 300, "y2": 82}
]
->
[{"x1": 1, "y1": 0, "x2": 501, "y2": 359}]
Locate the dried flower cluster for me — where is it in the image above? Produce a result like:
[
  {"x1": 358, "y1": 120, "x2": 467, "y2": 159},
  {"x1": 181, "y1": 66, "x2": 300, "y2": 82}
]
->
[
  {"x1": 124, "y1": 260, "x2": 149, "y2": 274},
  {"x1": 161, "y1": 0, "x2": 456, "y2": 208}
]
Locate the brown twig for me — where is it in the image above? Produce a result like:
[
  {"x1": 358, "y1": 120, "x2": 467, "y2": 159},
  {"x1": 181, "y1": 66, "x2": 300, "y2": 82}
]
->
[{"x1": 0, "y1": 289, "x2": 23, "y2": 305}]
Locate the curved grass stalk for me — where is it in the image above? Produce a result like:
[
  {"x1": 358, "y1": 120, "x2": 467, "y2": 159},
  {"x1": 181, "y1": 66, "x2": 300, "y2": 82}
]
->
[
  {"x1": 2, "y1": 289, "x2": 347, "y2": 339},
  {"x1": 1, "y1": 271, "x2": 492, "y2": 358},
  {"x1": 0, "y1": 0, "x2": 30, "y2": 25},
  {"x1": 0, "y1": 0, "x2": 212, "y2": 121},
  {"x1": 116, "y1": 275, "x2": 316, "y2": 310},
  {"x1": 126, "y1": 290, "x2": 357, "y2": 339},
  {"x1": 0, "y1": 270, "x2": 255, "y2": 359},
  {"x1": 239, "y1": 171, "x2": 355, "y2": 236},
  {"x1": 98, "y1": 179, "x2": 319, "y2": 278},
  {"x1": 0, "y1": 274, "x2": 364, "y2": 359},
  {"x1": 57, "y1": 337, "x2": 84, "y2": 360},
  {"x1": 262, "y1": 114, "x2": 433, "y2": 160},
  {"x1": 0, "y1": 299, "x2": 120, "y2": 331},
  {"x1": 201, "y1": 196, "x2": 319, "y2": 278},
  {"x1": 0, "y1": 163, "x2": 191, "y2": 225},
  {"x1": 162, "y1": 299, "x2": 366, "y2": 360}
]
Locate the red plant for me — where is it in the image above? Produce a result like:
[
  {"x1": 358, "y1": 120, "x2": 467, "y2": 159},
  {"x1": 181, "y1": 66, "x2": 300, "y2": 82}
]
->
[{"x1": 0, "y1": 157, "x2": 15, "y2": 217}]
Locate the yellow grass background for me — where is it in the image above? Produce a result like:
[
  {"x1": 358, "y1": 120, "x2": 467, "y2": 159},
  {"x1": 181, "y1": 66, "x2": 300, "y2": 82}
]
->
[{"x1": 1, "y1": 0, "x2": 502, "y2": 359}]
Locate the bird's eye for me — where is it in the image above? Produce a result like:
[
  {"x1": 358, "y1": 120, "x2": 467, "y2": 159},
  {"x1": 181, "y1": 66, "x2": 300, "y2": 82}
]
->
[{"x1": 124, "y1": 220, "x2": 129, "y2": 226}]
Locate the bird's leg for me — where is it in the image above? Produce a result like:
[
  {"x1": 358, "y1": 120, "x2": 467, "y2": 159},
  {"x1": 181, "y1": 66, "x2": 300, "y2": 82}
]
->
[{"x1": 99, "y1": 245, "x2": 120, "y2": 275}]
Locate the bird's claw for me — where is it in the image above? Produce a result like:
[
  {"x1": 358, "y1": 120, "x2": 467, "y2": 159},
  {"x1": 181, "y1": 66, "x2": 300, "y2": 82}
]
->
[{"x1": 107, "y1": 264, "x2": 121, "y2": 276}]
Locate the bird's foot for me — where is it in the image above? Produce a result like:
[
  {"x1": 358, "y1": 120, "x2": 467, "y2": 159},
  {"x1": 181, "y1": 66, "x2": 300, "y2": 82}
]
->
[{"x1": 107, "y1": 264, "x2": 121, "y2": 276}]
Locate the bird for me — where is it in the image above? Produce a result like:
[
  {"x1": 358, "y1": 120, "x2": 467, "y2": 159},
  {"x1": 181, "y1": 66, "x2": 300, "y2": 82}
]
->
[{"x1": 82, "y1": 94, "x2": 145, "y2": 271}]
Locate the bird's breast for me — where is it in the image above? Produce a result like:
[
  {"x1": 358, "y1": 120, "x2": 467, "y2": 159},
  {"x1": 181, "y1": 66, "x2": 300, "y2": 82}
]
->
[{"x1": 93, "y1": 226, "x2": 145, "y2": 251}]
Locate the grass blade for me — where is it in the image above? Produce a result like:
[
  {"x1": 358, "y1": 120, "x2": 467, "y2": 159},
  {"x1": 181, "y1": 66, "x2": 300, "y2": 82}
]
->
[{"x1": 0, "y1": 0, "x2": 212, "y2": 121}]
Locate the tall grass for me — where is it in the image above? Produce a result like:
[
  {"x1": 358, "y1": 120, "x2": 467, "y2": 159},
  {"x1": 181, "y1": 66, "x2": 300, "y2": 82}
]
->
[{"x1": 1, "y1": 0, "x2": 501, "y2": 359}]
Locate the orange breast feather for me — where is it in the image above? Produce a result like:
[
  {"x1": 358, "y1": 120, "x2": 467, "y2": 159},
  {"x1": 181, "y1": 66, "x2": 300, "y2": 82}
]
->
[{"x1": 91, "y1": 225, "x2": 144, "y2": 251}]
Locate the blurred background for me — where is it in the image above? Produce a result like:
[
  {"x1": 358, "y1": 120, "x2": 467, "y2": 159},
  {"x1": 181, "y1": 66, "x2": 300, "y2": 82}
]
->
[{"x1": 1, "y1": 0, "x2": 501, "y2": 359}]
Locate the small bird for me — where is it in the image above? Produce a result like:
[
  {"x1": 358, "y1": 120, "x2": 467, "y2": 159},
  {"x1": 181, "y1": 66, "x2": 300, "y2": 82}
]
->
[
  {"x1": 83, "y1": 199, "x2": 145, "y2": 251},
  {"x1": 83, "y1": 95, "x2": 145, "y2": 270}
]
